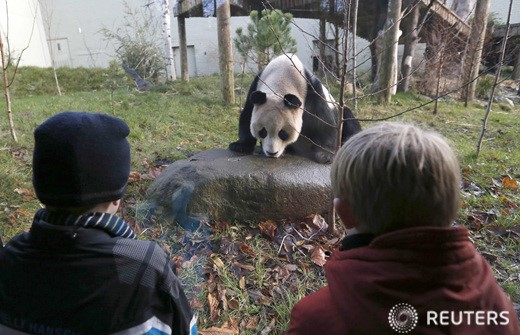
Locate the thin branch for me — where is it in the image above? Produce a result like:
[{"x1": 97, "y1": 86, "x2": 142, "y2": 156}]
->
[
  {"x1": 351, "y1": 0, "x2": 359, "y2": 111},
  {"x1": 7, "y1": 0, "x2": 39, "y2": 86},
  {"x1": 476, "y1": 0, "x2": 513, "y2": 157}
]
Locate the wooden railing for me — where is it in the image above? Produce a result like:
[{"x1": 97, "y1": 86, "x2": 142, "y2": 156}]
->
[
  {"x1": 493, "y1": 23, "x2": 520, "y2": 38},
  {"x1": 176, "y1": 0, "x2": 471, "y2": 39}
]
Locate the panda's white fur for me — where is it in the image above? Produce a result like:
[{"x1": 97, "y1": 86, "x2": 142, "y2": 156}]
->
[
  {"x1": 229, "y1": 53, "x2": 361, "y2": 163},
  {"x1": 250, "y1": 54, "x2": 308, "y2": 158}
]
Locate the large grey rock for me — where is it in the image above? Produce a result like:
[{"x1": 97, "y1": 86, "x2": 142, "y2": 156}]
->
[{"x1": 146, "y1": 149, "x2": 332, "y2": 227}]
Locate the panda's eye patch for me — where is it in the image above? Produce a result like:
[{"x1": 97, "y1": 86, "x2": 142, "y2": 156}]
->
[
  {"x1": 278, "y1": 129, "x2": 289, "y2": 141},
  {"x1": 259, "y1": 128, "x2": 267, "y2": 139}
]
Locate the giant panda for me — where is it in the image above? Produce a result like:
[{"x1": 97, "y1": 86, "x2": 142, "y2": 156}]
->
[{"x1": 229, "y1": 53, "x2": 361, "y2": 164}]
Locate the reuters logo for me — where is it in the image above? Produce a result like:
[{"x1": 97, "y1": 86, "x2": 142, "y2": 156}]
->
[{"x1": 388, "y1": 303, "x2": 418, "y2": 333}]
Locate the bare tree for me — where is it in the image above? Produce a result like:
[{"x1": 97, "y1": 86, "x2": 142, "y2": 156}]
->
[
  {"x1": 217, "y1": 0, "x2": 234, "y2": 103},
  {"x1": 0, "y1": 33, "x2": 16, "y2": 141},
  {"x1": 0, "y1": 0, "x2": 39, "y2": 142},
  {"x1": 101, "y1": 2, "x2": 163, "y2": 82},
  {"x1": 462, "y1": 0, "x2": 489, "y2": 103},
  {"x1": 476, "y1": 0, "x2": 513, "y2": 157},
  {"x1": 40, "y1": 0, "x2": 62, "y2": 95},
  {"x1": 378, "y1": 0, "x2": 402, "y2": 103},
  {"x1": 351, "y1": 0, "x2": 359, "y2": 110},
  {"x1": 155, "y1": 0, "x2": 176, "y2": 81},
  {"x1": 398, "y1": 0, "x2": 420, "y2": 93}
]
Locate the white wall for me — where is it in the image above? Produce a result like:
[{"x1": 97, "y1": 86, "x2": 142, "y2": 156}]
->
[
  {"x1": 170, "y1": 16, "x2": 372, "y2": 77},
  {"x1": 37, "y1": 0, "x2": 374, "y2": 76},
  {"x1": 0, "y1": 0, "x2": 51, "y2": 67},
  {"x1": 39, "y1": 0, "x2": 153, "y2": 68}
]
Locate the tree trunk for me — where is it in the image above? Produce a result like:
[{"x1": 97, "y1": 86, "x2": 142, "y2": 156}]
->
[
  {"x1": 398, "y1": 0, "x2": 419, "y2": 92},
  {"x1": 512, "y1": 47, "x2": 520, "y2": 80},
  {"x1": 378, "y1": 0, "x2": 402, "y2": 103},
  {"x1": 351, "y1": 0, "x2": 358, "y2": 110},
  {"x1": 433, "y1": 42, "x2": 446, "y2": 114},
  {"x1": 369, "y1": 42, "x2": 378, "y2": 83},
  {"x1": 40, "y1": 1, "x2": 62, "y2": 95},
  {"x1": 156, "y1": 0, "x2": 176, "y2": 81},
  {"x1": 462, "y1": 0, "x2": 489, "y2": 102},
  {"x1": 0, "y1": 34, "x2": 17, "y2": 142},
  {"x1": 216, "y1": 0, "x2": 234, "y2": 103},
  {"x1": 476, "y1": 0, "x2": 513, "y2": 157},
  {"x1": 318, "y1": 18, "x2": 326, "y2": 77},
  {"x1": 178, "y1": 15, "x2": 189, "y2": 81}
]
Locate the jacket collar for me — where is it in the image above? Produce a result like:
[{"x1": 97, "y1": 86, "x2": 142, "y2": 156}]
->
[{"x1": 34, "y1": 208, "x2": 137, "y2": 239}]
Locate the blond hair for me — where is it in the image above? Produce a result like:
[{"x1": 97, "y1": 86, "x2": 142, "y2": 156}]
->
[{"x1": 331, "y1": 122, "x2": 461, "y2": 235}]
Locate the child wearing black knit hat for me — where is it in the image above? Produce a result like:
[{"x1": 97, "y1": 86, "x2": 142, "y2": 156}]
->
[{"x1": 0, "y1": 111, "x2": 197, "y2": 335}]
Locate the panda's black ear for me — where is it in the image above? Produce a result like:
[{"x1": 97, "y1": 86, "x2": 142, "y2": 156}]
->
[
  {"x1": 250, "y1": 91, "x2": 267, "y2": 105},
  {"x1": 284, "y1": 94, "x2": 302, "y2": 109}
]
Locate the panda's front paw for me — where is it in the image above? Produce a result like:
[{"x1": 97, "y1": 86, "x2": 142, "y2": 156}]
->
[
  {"x1": 229, "y1": 141, "x2": 255, "y2": 154},
  {"x1": 314, "y1": 151, "x2": 334, "y2": 164}
]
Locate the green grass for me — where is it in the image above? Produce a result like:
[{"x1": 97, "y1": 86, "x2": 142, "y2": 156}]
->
[{"x1": 1, "y1": 67, "x2": 519, "y2": 333}]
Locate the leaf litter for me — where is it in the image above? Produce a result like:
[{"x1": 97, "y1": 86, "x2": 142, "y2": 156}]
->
[
  {"x1": 124, "y1": 173, "x2": 519, "y2": 333},
  {"x1": 129, "y1": 212, "x2": 338, "y2": 334}
]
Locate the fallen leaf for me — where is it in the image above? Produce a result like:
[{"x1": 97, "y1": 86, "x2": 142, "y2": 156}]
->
[
  {"x1": 467, "y1": 211, "x2": 498, "y2": 229},
  {"x1": 233, "y1": 261, "x2": 255, "y2": 271},
  {"x1": 275, "y1": 266, "x2": 291, "y2": 281},
  {"x1": 213, "y1": 256, "x2": 225, "y2": 269},
  {"x1": 239, "y1": 276, "x2": 246, "y2": 289},
  {"x1": 481, "y1": 251, "x2": 498, "y2": 262},
  {"x1": 14, "y1": 188, "x2": 35, "y2": 201},
  {"x1": 207, "y1": 293, "x2": 220, "y2": 322},
  {"x1": 499, "y1": 195, "x2": 518, "y2": 209},
  {"x1": 259, "y1": 220, "x2": 277, "y2": 239},
  {"x1": 228, "y1": 298, "x2": 240, "y2": 310},
  {"x1": 502, "y1": 176, "x2": 519, "y2": 189},
  {"x1": 198, "y1": 327, "x2": 236, "y2": 335},
  {"x1": 128, "y1": 171, "x2": 141, "y2": 183},
  {"x1": 239, "y1": 243, "x2": 257, "y2": 257},
  {"x1": 311, "y1": 246, "x2": 327, "y2": 267},
  {"x1": 246, "y1": 316, "x2": 259, "y2": 329},
  {"x1": 261, "y1": 288, "x2": 273, "y2": 297},
  {"x1": 310, "y1": 214, "x2": 328, "y2": 231},
  {"x1": 301, "y1": 244, "x2": 314, "y2": 251},
  {"x1": 219, "y1": 287, "x2": 228, "y2": 311},
  {"x1": 15, "y1": 208, "x2": 31, "y2": 217},
  {"x1": 248, "y1": 290, "x2": 271, "y2": 305},
  {"x1": 214, "y1": 220, "x2": 228, "y2": 232},
  {"x1": 190, "y1": 298, "x2": 204, "y2": 310},
  {"x1": 221, "y1": 318, "x2": 240, "y2": 334}
]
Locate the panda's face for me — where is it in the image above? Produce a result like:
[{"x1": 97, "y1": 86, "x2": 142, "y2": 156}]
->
[{"x1": 249, "y1": 91, "x2": 303, "y2": 158}]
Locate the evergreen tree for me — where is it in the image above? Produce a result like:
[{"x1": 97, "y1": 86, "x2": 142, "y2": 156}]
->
[{"x1": 234, "y1": 9, "x2": 297, "y2": 71}]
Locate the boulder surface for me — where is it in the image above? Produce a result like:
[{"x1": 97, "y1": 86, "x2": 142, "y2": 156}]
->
[{"x1": 146, "y1": 149, "x2": 333, "y2": 226}]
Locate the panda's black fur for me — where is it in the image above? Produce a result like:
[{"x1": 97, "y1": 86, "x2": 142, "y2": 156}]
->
[{"x1": 229, "y1": 55, "x2": 361, "y2": 164}]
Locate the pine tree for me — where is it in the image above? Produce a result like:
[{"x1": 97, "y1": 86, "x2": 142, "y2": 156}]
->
[{"x1": 234, "y1": 9, "x2": 297, "y2": 71}]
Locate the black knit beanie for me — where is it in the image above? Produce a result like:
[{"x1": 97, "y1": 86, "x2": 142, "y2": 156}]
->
[{"x1": 32, "y1": 111, "x2": 131, "y2": 207}]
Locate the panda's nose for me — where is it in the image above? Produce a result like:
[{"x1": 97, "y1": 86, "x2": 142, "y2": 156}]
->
[{"x1": 266, "y1": 151, "x2": 278, "y2": 157}]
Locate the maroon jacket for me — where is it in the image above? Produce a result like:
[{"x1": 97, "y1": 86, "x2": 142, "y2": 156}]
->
[{"x1": 287, "y1": 226, "x2": 519, "y2": 334}]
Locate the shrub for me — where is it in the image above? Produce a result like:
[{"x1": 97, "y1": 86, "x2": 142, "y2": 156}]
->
[
  {"x1": 100, "y1": 1, "x2": 164, "y2": 82},
  {"x1": 476, "y1": 75, "x2": 494, "y2": 99}
]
